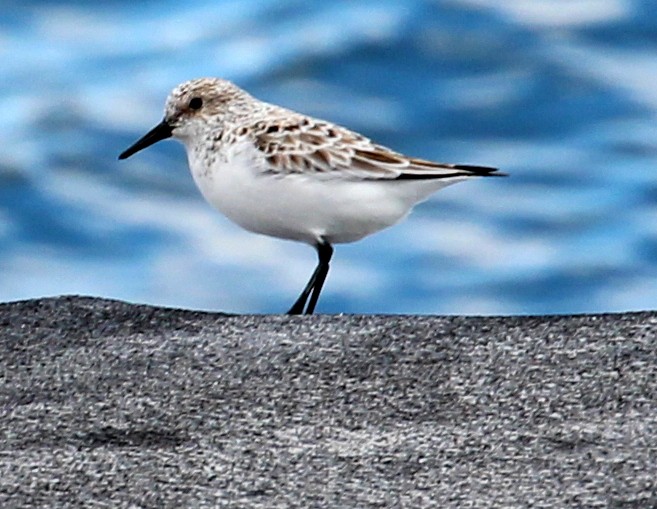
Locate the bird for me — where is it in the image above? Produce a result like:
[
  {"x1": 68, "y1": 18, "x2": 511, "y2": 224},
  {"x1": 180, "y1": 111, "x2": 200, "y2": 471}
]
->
[{"x1": 119, "y1": 77, "x2": 505, "y2": 314}]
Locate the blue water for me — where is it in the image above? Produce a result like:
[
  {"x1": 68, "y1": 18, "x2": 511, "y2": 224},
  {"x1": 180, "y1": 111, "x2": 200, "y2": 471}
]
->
[{"x1": 2, "y1": 0, "x2": 657, "y2": 314}]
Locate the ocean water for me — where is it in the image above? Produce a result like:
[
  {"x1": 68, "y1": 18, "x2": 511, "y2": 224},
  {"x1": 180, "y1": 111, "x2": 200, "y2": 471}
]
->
[{"x1": 2, "y1": 0, "x2": 657, "y2": 315}]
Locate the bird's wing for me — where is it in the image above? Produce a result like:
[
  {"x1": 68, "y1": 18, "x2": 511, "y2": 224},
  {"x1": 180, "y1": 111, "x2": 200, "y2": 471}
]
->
[{"x1": 251, "y1": 114, "x2": 502, "y2": 180}]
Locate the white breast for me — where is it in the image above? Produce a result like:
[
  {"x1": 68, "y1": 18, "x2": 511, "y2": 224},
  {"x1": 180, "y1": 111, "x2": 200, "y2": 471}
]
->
[{"x1": 185, "y1": 139, "x2": 459, "y2": 245}]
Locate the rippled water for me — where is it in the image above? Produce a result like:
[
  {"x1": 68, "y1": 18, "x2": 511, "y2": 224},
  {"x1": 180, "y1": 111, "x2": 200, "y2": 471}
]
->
[{"x1": 2, "y1": 0, "x2": 657, "y2": 314}]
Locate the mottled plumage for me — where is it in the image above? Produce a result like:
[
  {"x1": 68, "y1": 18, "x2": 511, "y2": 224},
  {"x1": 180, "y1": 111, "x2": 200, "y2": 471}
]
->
[{"x1": 119, "y1": 77, "x2": 505, "y2": 314}]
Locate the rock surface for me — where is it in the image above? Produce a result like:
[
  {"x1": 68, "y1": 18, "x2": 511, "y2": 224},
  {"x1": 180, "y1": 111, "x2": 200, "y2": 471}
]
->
[{"x1": 1, "y1": 296, "x2": 656, "y2": 507}]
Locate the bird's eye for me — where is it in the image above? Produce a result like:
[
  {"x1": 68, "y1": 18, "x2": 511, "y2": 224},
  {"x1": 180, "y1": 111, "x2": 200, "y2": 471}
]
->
[{"x1": 189, "y1": 97, "x2": 203, "y2": 110}]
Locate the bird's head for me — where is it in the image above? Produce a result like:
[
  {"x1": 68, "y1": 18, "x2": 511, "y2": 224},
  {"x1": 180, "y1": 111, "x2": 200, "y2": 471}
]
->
[{"x1": 118, "y1": 77, "x2": 250, "y2": 159}]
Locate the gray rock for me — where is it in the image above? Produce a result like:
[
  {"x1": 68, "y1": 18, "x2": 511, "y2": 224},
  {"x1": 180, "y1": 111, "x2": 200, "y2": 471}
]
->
[{"x1": 1, "y1": 296, "x2": 656, "y2": 508}]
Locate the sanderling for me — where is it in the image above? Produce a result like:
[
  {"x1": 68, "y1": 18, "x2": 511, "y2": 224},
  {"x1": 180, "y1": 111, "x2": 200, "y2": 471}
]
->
[{"x1": 119, "y1": 77, "x2": 505, "y2": 314}]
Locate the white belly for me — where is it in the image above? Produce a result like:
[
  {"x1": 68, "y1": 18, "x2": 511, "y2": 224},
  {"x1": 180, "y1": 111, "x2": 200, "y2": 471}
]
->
[{"x1": 186, "y1": 141, "x2": 459, "y2": 245}]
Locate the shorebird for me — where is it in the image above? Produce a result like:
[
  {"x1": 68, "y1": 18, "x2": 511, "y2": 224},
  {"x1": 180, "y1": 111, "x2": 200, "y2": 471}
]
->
[{"x1": 119, "y1": 78, "x2": 504, "y2": 314}]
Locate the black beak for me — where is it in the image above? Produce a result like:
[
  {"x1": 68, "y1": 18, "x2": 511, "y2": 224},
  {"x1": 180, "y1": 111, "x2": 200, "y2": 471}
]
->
[{"x1": 118, "y1": 120, "x2": 173, "y2": 160}]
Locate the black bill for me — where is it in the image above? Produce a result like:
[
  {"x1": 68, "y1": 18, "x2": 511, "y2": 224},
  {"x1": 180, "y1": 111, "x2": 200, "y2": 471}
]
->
[{"x1": 118, "y1": 120, "x2": 173, "y2": 160}]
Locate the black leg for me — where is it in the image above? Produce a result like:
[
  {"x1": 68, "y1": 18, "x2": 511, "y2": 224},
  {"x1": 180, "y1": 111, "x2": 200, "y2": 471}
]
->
[
  {"x1": 287, "y1": 241, "x2": 333, "y2": 315},
  {"x1": 304, "y1": 243, "x2": 333, "y2": 315},
  {"x1": 287, "y1": 264, "x2": 321, "y2": 315}
]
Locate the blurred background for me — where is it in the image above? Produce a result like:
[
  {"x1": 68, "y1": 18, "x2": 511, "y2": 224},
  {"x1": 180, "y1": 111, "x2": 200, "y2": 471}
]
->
[{"x1": 1, "y1": 0, "x2": 657, "y2": 314}]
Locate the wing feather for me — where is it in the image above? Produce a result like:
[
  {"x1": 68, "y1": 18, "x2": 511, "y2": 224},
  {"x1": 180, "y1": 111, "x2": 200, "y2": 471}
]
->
[{"x1": 251, "y1": 114, "x2": 503, "y2": 180}]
